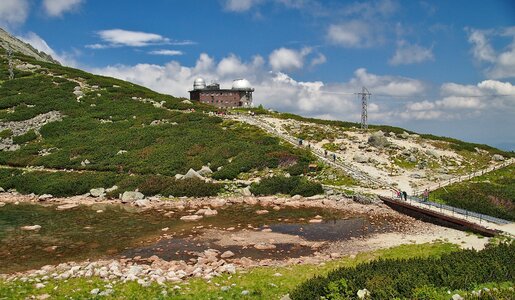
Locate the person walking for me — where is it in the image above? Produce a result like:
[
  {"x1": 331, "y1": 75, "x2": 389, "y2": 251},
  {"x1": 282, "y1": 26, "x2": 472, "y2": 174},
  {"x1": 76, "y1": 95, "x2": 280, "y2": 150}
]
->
[
  {"x1": 332, "y1": 153, "x2": 336, "y2": 162},
  {"x1": 423, "y1": 189, "x2": 429, "y2": 202},
  {"x1": 402, "y1": 191, "x2": 408, "y2": 201},
  {"x1": 324, "y1": 149, "x2": 328, "y2": 157}
]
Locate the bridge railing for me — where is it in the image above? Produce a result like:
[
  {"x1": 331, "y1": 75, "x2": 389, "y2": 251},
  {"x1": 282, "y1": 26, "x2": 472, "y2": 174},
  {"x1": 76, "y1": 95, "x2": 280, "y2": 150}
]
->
[{"x1": 402, "y1": 195, "x2": 511, "y2": 225}]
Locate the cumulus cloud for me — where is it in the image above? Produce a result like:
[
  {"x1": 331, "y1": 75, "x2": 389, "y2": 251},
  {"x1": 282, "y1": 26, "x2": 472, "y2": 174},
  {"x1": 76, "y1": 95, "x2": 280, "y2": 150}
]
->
[
  {"x1": 327, "y1": 21, "x2": 382, "y2": 48},
  {"x1": 269, "y1": 47, "x2": 312, "y2": 71},
  {"x1": 149, "y1": 49, "x2": 184, "y2": 56},
  {"x1": 42, "y1": 0, "x2": 84, "y2": 17},
  {"x1": 389, "y1": 40, "x2": 434, "y2": 65},
  {"x1": 0, "y1": 0, "x2": 29, "y2": 28},
  {"x1": 467, "y1": 27, "x2": 515, "y2": 79},
  {"x1": 400, "y1": 80, "x2": 515, "y2": 120},
  {"x1": 18, "y1": 32, "x2": 78, "y2": 66},
  {"x1": 310, "y1": 53, "x2": 326, "y2": 67},
  {"x1": 91, "y1": 51, "x2": 435, "y2": 123}
]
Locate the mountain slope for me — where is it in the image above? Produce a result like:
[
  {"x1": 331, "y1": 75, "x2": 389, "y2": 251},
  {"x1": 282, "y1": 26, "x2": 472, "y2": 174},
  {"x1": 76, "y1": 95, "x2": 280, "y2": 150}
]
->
[{"x1": 0, "y1": 28, "x2": 60, "y2": 64}]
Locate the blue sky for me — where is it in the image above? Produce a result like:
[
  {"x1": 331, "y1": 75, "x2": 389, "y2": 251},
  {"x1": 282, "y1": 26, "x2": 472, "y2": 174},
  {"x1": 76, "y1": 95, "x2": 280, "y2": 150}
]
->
[{"x1": 1, "y1": 0, "x2": 515, "y2": 150}]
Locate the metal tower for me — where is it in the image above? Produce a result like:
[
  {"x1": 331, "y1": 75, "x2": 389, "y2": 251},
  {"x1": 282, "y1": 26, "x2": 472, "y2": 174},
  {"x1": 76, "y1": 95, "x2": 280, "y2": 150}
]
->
[
  {"x1": 7, "y1": 48, "x2": 14, "y2": 80},
  {"x1": 357, "y1": 87, "x2": 371, "y2": 130}
]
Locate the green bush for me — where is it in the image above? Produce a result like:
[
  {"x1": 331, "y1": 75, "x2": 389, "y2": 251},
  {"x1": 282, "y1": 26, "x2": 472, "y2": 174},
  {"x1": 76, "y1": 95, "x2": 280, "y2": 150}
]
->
[
  {"x1": 290, "y1": 242, "x2": 515, "y2": 300},
  {"x1": 250, "y1": 176, "x2": 323, "y2": 197},
  {"x1": 12, "y1": 130, "x2": 37, "y2": 144},
  {"x1": 0, "y1": 129, "x2": 12, "y2": 139}
]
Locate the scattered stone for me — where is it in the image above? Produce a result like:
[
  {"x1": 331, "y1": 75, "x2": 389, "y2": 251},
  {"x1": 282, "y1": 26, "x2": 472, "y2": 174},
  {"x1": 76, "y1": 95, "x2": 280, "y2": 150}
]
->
[
  {"x1": 90, "y1": 188, "x2": 105, "y2": 197},
  {"x1": 90, "y1": 288, "x2": 100, "y2": 295},
  {"x1": 255, "y1": 210, "x2": 269, "y2": 215},
  {"x1": 197, "y1": 166, "x2": 213, "y2": 176},
  {"x1": 292, "y1": 195, "x2": 302, "y2": 200},
  {"x1": 35, "y1": 283, "x2": 45, "y2": 289},
  {"x1": 182, "y1": 168, "x2": 205, "y2": 180},
  {"x1": 273, "y1": 272, "x2": 283, "y2": 277},
  {"x1": 357, "y1": 288, "x2": 370, "y2": 299},
  {"x1": 452, "y1": 294, "x2": 464, "y2": 300},
  {"x1": 38, "y1": 194, "x2": 53, "y2": 201},
  {"x1": 241, "y1": 290, "x2": 250, "y2": 295},
  {"x1": 0, "y1": 202, "x2": 5, "y2": 207},
  {"x1": 134, "y1": 199, "x2": 150, "y2": 207},
  {"x1": 254, "y1": 243, "x2": 276, "y2": 250},
  {"x1": 220, "y1": 251, "x2": 235, "y2": 258},
  {"x1": 492, "y1": 154, "x2": 504, "y2": 161},
  {"x1": 309, "y1": 218, "x2": 323, "y2": 223},
  {"x1": 180, "y1": 215, "x2": 203, "y2": 222},
  {"x1": 56, "y1": 203, "x2": 79, "y2": 211},
  {"x1": 368, "y1": 131, "x2": 388, "y2": 148},
  {"x1": 21, "y1": 225, "x2": 41, "y2": 231},
  {"x1": 117, "y1": 150, "x2": 128, "y2": 155},
  {"x1": 181, "y1": 100, "x2": 193, "y2": 105},
  {"x1": 121, "y1": 191, "x2": 144, "y2": 203},
  {"x1": 240, "y1": 186, "x2": 252, "y2": 197},
  {"x1": 81, "y1": 159, "x2": 90, "y2": 166},
  {"x1": 399, "y1": 131, "x2": 410, "y2": 139}
]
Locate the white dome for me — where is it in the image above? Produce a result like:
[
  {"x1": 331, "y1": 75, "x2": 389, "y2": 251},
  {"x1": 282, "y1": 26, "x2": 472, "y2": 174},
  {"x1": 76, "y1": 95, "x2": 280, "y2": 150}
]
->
[
  {"x1": 232, "y1": 79, "x2": 252, "y2": 90},
  {"x1": 193, "y1": 77, "x2": 206, "y2": 90}
]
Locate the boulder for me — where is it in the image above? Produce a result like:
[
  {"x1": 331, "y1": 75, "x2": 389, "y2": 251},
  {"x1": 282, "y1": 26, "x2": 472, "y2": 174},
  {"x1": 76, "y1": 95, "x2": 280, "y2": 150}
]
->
[
  {"x1": 38, "y1": 194, "x2": 53, "y2": 201},
  {"x1": 353, "y1": 154, "x2": 369, "y2": 163},
  {"x1": 367, "y1": 131, "x2": 388, "y2": 148},
  {"x1": 174, "y1": 174, "x2": 184, "y2": 180},
  {"x1": 90, "y1": 188, "x2": 105, "y2": 197},
  {"x1": 254, "y1": 243, "x2": 276, "y2": 250},
  {"x1": 399, "y1": 131, "x2": 410, "y2": 139},
  {"x1": 255, "y1": 210, "x2": 269, "y2": 215},
  {"x1": 240, "y1": 186, "x2": 252, "y2": 197},
  {"x1": 134, "y1": 199, "x2": 150, "y2": 207},
  {"x1": 56, "y1": 203, "x2": 78, "y2": 211},
  {"x1": 425, "y1": 149, "x2": 440, "y2": 158},
  {"x1": 220, "y1": 251, "x2": 234, "y2": 258},
  {"x1": 106, "y1": 185, "x2": 118, "y2": 193},
  {"x1": 121, "y1": 191, "x2": 144, "y2": 203},
  {"x1": 407, "y1": 155, "x2": 417, "y2": 163},
  {"x1": 21, "y1": 225, "x2": 41, "y2": 231},
  {"x1": 492, "y1": 154, "x2": 504, "y2": 161},
  {"x1": 181, "y1": 100, "x2": 193, "y2": 105},
  {"x1": 182, "y1": 169, "x2": 205, "y2": 180},
  {"x1": 180, "y1": 215, "x2": 203, "y2": 221},
  {"x1": 357, "y1": 289, "x2": 370, "y2": 299},
  {"x1": 197, "y1": 166, "x2": 213, "y2": 176}
]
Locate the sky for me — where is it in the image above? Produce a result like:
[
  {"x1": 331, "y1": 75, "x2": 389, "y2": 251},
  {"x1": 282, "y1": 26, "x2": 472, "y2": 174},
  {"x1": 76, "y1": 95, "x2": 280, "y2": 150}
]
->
[{"x1": 1, "y1": 0, "x2": 515, "y2": 150}]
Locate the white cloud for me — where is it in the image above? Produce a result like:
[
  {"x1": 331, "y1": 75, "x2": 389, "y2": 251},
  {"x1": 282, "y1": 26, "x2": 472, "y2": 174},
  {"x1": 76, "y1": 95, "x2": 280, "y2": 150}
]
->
[
  {"x1": 310, "y1": 53, "x2": 326, "y2": 67},
  {"x1": 389, "y1": 40, "x2": 434, "y2": 65},
  {"x1": 400, "y1": 80, "x2": 515, "y2": 120},
  {"x1": 467, "y1": 27, "x2": 515, "y2": 79},
  {"x1": 42, "y1": 0, "x2": 83, "y2": 17},
  {"x1": 18, "y1": 32, "x2": 78, "y2": 66},
  {"x1": 223, "y1": 0, "x2": 263, "y2": 12},
  {"x1": 149, "y1": 49, "x2": 184, "y2": 56},
  {"x1": 327, "y1": 21, "x2": 381, "y2": 48},
  {"x1": 349, "y1": 68, "x2": 426, "y2": 96},
  {"x1": 0, "y1": 0, "x2": 29, "y2": 28},
  {"x1": 269, "y1": 47, "x2": 311, "y2": 71},
  {"x1": 91, "y1": 29, "x2": 171, "y2": 48}
]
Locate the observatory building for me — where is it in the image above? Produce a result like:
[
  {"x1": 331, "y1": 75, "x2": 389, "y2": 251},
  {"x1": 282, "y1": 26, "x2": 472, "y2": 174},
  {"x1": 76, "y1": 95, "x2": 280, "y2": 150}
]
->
[{"x1": 189, "y1": 78, "x2": 254, "y2": 108}]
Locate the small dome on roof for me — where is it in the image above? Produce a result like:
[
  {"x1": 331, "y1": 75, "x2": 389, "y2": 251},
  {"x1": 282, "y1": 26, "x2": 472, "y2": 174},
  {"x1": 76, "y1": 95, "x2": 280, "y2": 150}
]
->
[
  {"x1": 232, "y1": 79, "x2": 252, "y2": 90},
  {"x1": 193, "y1": 77, "x2": 206, "y2": 90}
]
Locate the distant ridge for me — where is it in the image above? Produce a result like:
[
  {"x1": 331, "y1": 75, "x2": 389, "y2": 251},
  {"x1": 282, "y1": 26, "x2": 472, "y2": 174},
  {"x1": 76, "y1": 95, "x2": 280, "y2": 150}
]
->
[{"x1": 0, "y1": 28, "x2": 60, "y2": 65}]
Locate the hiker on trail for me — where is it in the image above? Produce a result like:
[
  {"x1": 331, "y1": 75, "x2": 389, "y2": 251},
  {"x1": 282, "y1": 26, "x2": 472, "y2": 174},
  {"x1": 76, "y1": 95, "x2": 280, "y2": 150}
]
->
[
  {"x1": 298, "y1": 139, "x2": 303, "y2": 146},
  {"x1": 332, "y1": 153, "x2": 336, "y2": 162},
  {"x1": 402, "y1": 191, "x2": 408, "y2": 201},
  {"x1": 423, "y1": 189, "x2": 429, "y2": 202},
  {"x1": 396, "y1": 190, "x2": 401, "y2": 199},
  {"x1": 324, "y1": 149, "x2": 328, "y2": 157}
]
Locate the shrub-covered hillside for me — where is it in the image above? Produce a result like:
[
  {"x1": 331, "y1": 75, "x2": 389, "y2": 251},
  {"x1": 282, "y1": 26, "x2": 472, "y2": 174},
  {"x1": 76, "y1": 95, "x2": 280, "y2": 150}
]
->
[
  {"x1": 431, "y1": 164, "x2": 515, "y2": 221},
  {"x1": 0, "y1": 49, "x2": 314, "y2": 197}
]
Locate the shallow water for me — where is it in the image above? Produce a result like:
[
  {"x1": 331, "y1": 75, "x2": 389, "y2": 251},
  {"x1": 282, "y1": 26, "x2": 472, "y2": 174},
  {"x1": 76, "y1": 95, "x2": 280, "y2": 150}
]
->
[{"x1": 0, "y1": 202, "x2": 394, "y2": 273}]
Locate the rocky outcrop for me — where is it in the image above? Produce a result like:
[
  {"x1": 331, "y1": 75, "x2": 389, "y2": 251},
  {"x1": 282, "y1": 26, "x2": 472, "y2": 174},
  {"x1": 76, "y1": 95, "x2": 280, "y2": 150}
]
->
[
  {"x1": 0, "y1": 28, "x2": 60, "y2": 64},
  {"x1": 368, "y1": 131, "x2": 388, "y2": 148},
  {"x1": 121, "y1": 191, "x2": 144, "y2": 203},
  {"x1": 0, "y1": 111, "x2": 62, "y2": 137}
]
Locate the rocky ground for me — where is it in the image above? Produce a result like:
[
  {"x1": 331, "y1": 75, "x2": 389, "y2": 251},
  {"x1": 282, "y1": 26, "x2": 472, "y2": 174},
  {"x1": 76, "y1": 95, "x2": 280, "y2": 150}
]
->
[{"x1": 0, "y1": 191, "x2": 490, "y2": 287}]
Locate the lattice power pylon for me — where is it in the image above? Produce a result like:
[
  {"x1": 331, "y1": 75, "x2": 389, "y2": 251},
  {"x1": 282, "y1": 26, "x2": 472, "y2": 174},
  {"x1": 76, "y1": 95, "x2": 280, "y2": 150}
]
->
[{"x1": 357, "y1": 87, "x2": 371, "y2": 130}]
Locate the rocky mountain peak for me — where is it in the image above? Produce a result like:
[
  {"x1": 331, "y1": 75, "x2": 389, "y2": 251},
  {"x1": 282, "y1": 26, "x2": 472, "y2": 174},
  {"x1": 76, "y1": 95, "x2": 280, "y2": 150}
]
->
[{"x1": 0, "y1": 28, "x2": 60, "y2": 65}]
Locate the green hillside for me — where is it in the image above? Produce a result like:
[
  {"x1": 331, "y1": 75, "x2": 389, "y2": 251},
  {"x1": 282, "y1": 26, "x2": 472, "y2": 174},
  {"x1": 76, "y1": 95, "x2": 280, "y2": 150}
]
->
[{"x1": 0, "y1": 49, "x2": 313, "y2": 197}]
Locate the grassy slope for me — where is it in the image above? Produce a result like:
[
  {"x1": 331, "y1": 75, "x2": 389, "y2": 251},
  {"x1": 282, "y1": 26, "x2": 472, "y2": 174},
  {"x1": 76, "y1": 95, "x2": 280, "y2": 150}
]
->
[
  {"x1": 0, "y1": 243, "x2": 460, "y2": 300},
  {"x1": 431, "y1": 163, "x2": 515, "y2": 221},
  {"x1": 0, "y1": 50, "x2": 313, "y2": 196}
]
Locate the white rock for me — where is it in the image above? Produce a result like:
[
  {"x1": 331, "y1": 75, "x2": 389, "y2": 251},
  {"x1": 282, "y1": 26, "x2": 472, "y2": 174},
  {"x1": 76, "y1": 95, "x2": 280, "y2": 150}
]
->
[
  {"x1": 38, "y1": 194, "x2": 53, "y2": 201},
  {"x1": 56, "y1": 203, "x2": 78, "y2": 211},
  {"x1": 35, "y1": 283, "x2": 45, "y2": 289},
  {"x1": 121, "y1": 191, "x2": 144, "y2": 203},
  {"x1": 452, "y1": 294, "x2": 464, "y2": 300},
  {"x1": 182, "y1": 168, "x2": 205, "y2": 180},
  {"x1": 134, "y1": 199, "x2": 150, "y2": 207},
  {"x1": 180, "y1": 215, "x2": 203, "y2": 221},
  {"x1": 220, "y1": 251, "x2": 235, "y2": 258},
  {"x1": 21, "y1": 225, "x2": 41, "y2": 231},
  {"x1": 90, "y1": 188, "x2": 105, "y2": 197},
  {"x1": 357, "y1": 288, "x2": 370, "y2": 299},
  {"x1": 197, "y1": 166, "x2": 213, "y2": 176},
  {"x1": 492, "y1": 154, "x2": 504, "y2": 161},
  {"x1": 255, "y1": 210, "x2": 269, "y2": 215}
]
